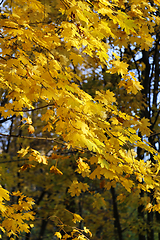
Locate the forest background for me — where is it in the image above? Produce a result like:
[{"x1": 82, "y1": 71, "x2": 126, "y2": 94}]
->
[{"x1": 0, "y1": 0, "x2": 160, "y2": 239}]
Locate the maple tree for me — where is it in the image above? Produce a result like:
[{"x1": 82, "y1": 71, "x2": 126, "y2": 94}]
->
[{"x1": 0, "y1": 0, "x2": 160, "y2": 239}]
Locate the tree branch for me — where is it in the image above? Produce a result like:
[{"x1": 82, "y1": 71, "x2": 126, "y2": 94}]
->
[
  {"x1": 151, "y1": 110, "x2": 160, "y2": 130},
  {"x1": 128, "y1": 45, "x2": 141, "y2": 82},
  {"x1": 0, "y1": 115, "x2": 16, "y2": 124},
  {"x1": 0, "y1": 133, "x2": 56, "y2": 141},
  {"x1": 13, "y1": 104, "x2": 54, "y2": 112},
  {"x1": 0, "y1": 0, "x2": 5, "y2": 5}
]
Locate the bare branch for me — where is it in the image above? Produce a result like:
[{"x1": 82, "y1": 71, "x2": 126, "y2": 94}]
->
[
  {"x1": 151, "y1": 110, "x2": 160, "y2": 130},
  {"x1": 13, "y1": 104, "x2": 54, "y2": 112},
  {"x1": 0, "y1": 133, "x2": 56, "y2": 141},
  {"x1": 0, "y1": 0, "x2": 5, "y2": 5},
  {"x1": 0, "y1": 115, "x2": 16, "y2": 124},
  {"x1": 128, "y1": 45, "x2": 141, "y2": 82}
]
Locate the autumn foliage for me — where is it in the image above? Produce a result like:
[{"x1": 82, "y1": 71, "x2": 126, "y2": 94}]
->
[{"x1": 0, "y1": 0, "x2": 160, "y2": 239}]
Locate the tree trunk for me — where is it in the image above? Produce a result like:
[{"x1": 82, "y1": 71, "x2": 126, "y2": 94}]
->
[
  {"x1": 138, "y1": 190, "x2": 146, "y2": 240},
  {"x1": 110, "y1": 186, "x2": 123, "y2": 240},
  {"x1": 37, "y1": 219, "x2": 48, "y2": 240}
]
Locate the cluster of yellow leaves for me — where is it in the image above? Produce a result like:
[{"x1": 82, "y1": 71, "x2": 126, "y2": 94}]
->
[
  {"x1": 92, "y1": 193, "x2": 106, "y2": 210},
  {"x1": 72, "y1": 213, "x2": 84, "y2": 224},
  {"x1": 68, "y1": 180, "x2": 89, "y2": 197},
  {"x1": 0, "y1": 186, "x2": 10, "y2": 212},
  {"x1": 119, "y1": 72, "x2": 144, "y2": 94},
  {"x1": 0, "y1": 0, "x2": 157, "y2": 120},
  {"x1": 54, "y1": 213, "x2": 92, "y2": 240},
  {"x1": 0, "y1": 188, "x2": 34, "y2": 239},
  {"x1": 76, "y1": 158, "x2": 91, "y2": 177},
  {"x1": 18, "y1": 147, "x2": 48, "y2": 165},
  {"x1": 21, "y1": 117, "x2": 35, "y2": 134},
  {"x1": 55, "y1": 227, "x2": 92, "y2": 240}
]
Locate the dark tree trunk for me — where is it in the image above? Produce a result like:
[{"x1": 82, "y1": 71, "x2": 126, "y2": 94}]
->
[
  {"x1": 37, "y1": 219, "x2": 48, "y2": 240},
  {"x1": 138, "y1": 190, "x2": 146, "y2": 240},
  {"x1": 110, "y1": 186, "x2": 123, "y2": 240}
]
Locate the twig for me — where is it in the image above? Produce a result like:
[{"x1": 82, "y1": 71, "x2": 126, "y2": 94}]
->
[
  {"x1": 0, "y1": 133, "x2": 56, "y2": 141},
  {"x1": 0, "y1": 115, "x2": 16, "y2": 124},
  {"x1": 0, "y1": 0, "x2": 4, "y2": 5},
  {"x1": 13, "y1": 103, "x2": 54, "y2": 112},
  {"x1": 151, "y1": 109, "x2": 160, "y2": 130}
]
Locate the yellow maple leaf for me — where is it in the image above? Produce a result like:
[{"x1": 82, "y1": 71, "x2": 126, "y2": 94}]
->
[
  {"x1": 0, "y1": 186, "x2": 10, "y2": 203},
  {"x1": 50, "y1": 166, "x2": 63, "y2": 175},
  {"x1": 17, "y1": 147, "x2": 29, "y2": 157},
  {"x1": 138, "y1": 117, "x2": 152, "y2": 136},
  {"x1": 36, "y1": 155, "x2": 48, "y2": 165},
  {"x1": 98, "y1": 156, "x2": 109, "y2": 169},
  {"x1": 22, "y1": 117, "x2": 32, "y2": 125},
  {"x1": 136, "y1": 174, "x2": 143, "y2": 183},
  {"x1": 28, "y1": 125, "x2": 35, "y2": 134},
  {"x1": 62, "y1": 234, "x2": 71, "y2": 240},
  {"x1": 89, "y1": 166, "x2": 102, "y2": 179},
  {"x1": 95, "y1": 89, "x2": 116, "y2": 105},
  {"x1": 84, "y1": 227, "x2": 92, "y2": 237},
  {"x1": 120, "y1": 178, "x2": 134, "y2": 192},
  {"x1": 77, "y1": 235, "x2": 87, "y2": 240},
  {"x1": 68, "y1": 181, "x2": 89, "y2": 197},
  {"x1": 145, "y1": 203, "x2": 153, "y2": 213},
  {"x1": 69, "y1": 52, "x2": 83, "y2": 65},
  {"x1": 55, "y1": 232, "x2": 62, "y2": 239},
  {"x1": 76, "y1": 158, "x2": 90, "y2": 177},
  {"x1": 0, "y1": 226, "x2": 5, "y2": 233},
  {"x1": 72, "y1": 213, "x2": 83, "y2": 223},
  {"x1": 109, "y1": 60, "x2": 129, "y2": 76},
  {"x1": 19, "y1": 164, "x2": 34, "y2": 172},
  {"x1": 126, "y1": 79, "x2": 144, "y2": 94},
  {"x1": 100, "y1": 168, "x2": 115, "y2": 179},
  {"x1": 92, "y1": 193, "x2": 106, "y2": 209},
  {"x1": 117, "y1": 193, "x2": 126, "y2": 202}
]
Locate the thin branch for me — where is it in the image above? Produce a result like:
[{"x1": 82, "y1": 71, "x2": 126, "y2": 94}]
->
[
  {"x1": 150, "y1": 132, "x2": 160, "y2": 137},
  {"x1": 0, "y1": 56, "x2": 6, "y2": 61},
  {"x1": 6, "y1": 117, "x2": 14, "y2": 153},
  {"x1": 0, "y1": 55, "x2": 17, "y2": 61},
  {"x1": 1, "y1": 25, "x2": 18, "y2": 29},
  {"x1": 0, "y1": 158, "x2": 29, "y2": 164},
  {"x1": 0, "y1": 133, "x2": 56, "y2": 141},
  {"x1": 149, "y1": 38, "x2": 159, "y2": 83},
  {"x1": 0, "y1": 0, "x2": 4, "y2": 5},
  {"x1": 60, "y1": 0, "x2": 70, "y2": 9},
  {"x1": 151, "y1": 109, "x2": 160, "y2": 130},
  {"x1": 0, "y1": 132, "x2": 67, "y2": 146},
  {"x1": 128, "y1": 45, "x2": 141, "y2": 81},
  {"x1": 0, "y1": 115, "x2": 16, "y2": 124},
  {"x1": 13, "y1": 103, "x2": 54, "y2": 112},
  {"x1": 28, "y1": 20, "x2": 52, "y2": 26}
]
